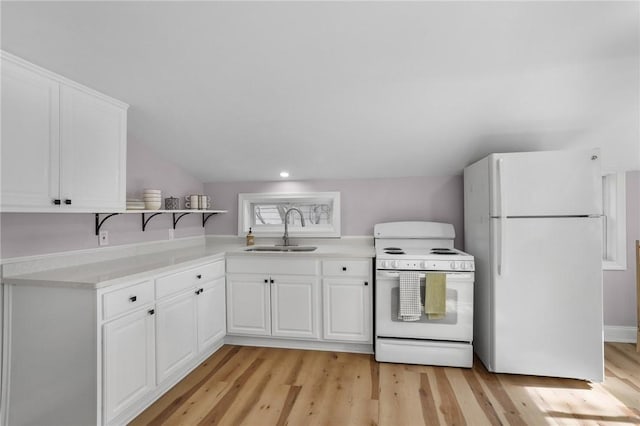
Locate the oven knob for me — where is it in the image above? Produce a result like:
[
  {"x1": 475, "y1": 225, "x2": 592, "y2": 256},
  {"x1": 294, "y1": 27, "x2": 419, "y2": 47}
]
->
[
  {"x1": 460, "y1": 262, "x2": 468, "y2": 270},
  {"x1": 421, "y1": 261, "x2": 429, "y2": 269},
  {"x1": 450, "y1": 261, "x2": 457, "y2": 270},
  {"x1": 392, "y1": 260, "x2": 400, "y2": 268},
  {"x1": 380, "y1": 260, "x2": 388, "y2": 269}
]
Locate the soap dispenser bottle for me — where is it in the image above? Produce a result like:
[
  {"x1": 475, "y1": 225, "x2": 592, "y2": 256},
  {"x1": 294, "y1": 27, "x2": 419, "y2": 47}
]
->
[{"x1": 246, "y1": 227, "x2": 255, "y2": 246}]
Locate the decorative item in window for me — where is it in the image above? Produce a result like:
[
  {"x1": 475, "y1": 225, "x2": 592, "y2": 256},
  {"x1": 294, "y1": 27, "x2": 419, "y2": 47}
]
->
[{"x1": 238, "y1": 192, "x2": 341, "y2": 237}]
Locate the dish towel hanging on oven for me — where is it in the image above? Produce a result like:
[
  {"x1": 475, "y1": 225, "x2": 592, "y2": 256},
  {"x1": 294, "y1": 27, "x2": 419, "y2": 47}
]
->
[
  {"x1": 398, "y1": 271, "x2": 421, "y2": 321},
  {"x1": 425, "y1": 272, "x2": 446, "y2": 320}
]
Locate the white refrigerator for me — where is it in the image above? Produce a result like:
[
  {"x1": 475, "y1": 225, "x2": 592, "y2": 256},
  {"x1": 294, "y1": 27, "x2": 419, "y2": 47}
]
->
[{"x1": 464, "y1": 149, "x2": 604, "y2": 382}]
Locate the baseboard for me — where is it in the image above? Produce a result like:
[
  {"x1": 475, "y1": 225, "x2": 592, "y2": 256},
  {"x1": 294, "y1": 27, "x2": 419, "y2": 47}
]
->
[{"x1": 604, "y1": 326, "x2": 637, "y2": 343}]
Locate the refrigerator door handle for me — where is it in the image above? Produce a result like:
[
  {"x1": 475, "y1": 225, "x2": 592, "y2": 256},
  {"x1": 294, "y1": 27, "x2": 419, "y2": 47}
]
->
[{"x1": 497, "y1": 158, "x2": 506, "y2": 275}]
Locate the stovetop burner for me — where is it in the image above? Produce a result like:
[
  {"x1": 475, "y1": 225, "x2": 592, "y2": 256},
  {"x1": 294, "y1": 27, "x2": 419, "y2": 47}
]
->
[
  {"x1": 430, "y1": 248, "x2": 459, "y2": 255},
  {"x1": 384, "y1": 249, "x2": 405, "y2": 255}
]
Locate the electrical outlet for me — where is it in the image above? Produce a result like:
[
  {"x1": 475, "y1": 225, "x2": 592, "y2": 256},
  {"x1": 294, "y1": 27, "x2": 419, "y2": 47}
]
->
[
  {"x1": 99, "y1": 230, "x2": 109, "y2": 246},
  {"x1": 168, "y1": 229, "x2": 174, "y2": 240}
]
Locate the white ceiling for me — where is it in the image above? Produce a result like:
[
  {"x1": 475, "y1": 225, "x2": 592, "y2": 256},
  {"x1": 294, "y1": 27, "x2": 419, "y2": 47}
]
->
[{"x1": 2, "y1": 1, "x2": 639, "y2": 182}]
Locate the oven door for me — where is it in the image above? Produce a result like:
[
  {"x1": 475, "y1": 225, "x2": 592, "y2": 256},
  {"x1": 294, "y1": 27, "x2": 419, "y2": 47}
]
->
[{"x1": 375, "y1": 270, "x2": 474, "y2": 342}]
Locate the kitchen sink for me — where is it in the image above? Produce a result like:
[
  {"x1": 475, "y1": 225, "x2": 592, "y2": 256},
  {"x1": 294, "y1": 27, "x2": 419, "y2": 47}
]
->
[{"x1": 244, "y1": 246, "x2": 317, "y2": 252}]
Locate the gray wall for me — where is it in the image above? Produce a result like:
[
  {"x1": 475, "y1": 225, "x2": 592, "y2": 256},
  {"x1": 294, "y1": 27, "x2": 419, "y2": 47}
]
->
[{"x1": 203, "y1": 175, "x2": 464, "y2": 248}]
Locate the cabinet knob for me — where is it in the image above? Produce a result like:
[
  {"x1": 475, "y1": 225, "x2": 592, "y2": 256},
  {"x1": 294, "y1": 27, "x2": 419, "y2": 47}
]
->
[
  {"x1": 64, "y1": 199, "x2": 72, "y2": 205},
  {"x1": 53, "y1": 199, "x2": 61, "y2": 205},
  {"x1": 342, "y1": 266, "x2": 347, "y2": 271},
  {"x1": 364, "y1": 281, "x2": 369, "y2": 286},
  {"x1": 270, "y1": 279, "x2": 274, "y2": 284},
  {"x1": 196, "y1": 274, "x2": 202, "y2": 279},
  {"x1": 148, "y1": 309, "x2": 155, "y2": 315},
  {"x1": 129, "y1": 296, "x2": 137, "y2": 302},
  {"x1": 264, "y1": 279, "x2": 268, "y2": 284}
]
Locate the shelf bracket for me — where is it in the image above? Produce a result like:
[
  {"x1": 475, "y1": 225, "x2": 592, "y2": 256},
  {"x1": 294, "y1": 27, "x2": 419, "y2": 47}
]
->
[
  {"x1": 141, "y1": 212, "x2": 163, "y2": 232},
  {"x1": 202, "y1": 212, "x2": 220, "y2": 227},
  {"x1": 95, "y1": 213, "x2": 120, "y2": 236},
  {"x1": 172, "y1": 212, "x2": 191, "y2": 229}
]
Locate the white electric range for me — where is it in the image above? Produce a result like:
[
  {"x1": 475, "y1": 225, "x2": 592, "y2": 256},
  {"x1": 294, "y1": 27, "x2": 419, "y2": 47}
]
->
[{"x1": 374, "y1": 221, "x2": 475, "y2": 368}]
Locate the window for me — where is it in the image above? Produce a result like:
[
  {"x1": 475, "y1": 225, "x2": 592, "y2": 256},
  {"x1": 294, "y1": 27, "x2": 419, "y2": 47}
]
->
[
  {"x1": 602, "y1": 172, "x2": 626, "y2": 270},
  {"x1": 238, "y1": 192, "x2": 341, "y2": 237}
]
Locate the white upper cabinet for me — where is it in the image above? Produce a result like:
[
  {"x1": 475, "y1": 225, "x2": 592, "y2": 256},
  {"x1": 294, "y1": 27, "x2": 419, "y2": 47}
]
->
[
  {"x1": 1, "y1": 51, "x2": 128, "y2": 212},
  {"x1": 1, "y1": 57, "x2": 60, "y2": 208}
]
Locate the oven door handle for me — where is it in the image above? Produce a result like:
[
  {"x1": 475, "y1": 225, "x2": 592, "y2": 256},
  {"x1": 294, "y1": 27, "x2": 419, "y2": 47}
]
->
[
  {"x1": 377, "y1": 271, "x2": 473, "y2": 279},
  {"x1": 378, "y1": 271, "x2": 428, "y2": 279}
]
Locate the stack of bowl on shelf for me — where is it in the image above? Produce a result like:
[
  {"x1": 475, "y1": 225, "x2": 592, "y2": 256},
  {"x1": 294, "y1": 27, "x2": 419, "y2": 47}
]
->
[
  {"x1": 143, "y1": 189, "x2": 162, "y2": 210},
  {"x1": 126, "y1": 198, "x2": 145, "y2": 210}
]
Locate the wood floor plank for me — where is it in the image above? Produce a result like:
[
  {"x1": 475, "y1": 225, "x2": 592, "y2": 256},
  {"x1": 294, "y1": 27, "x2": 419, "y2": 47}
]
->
[
  {"x1": 378, "y1": 362, "x2": 425, "y2": 426},
  {"x1": 418, "y1": 371, "x2": 439, "y2": 426},
  {"x1": 280, "y1": 350, "x2": 338, "y2": 425},
  {"x1": 461, "y1": 367, "x2": 504, "y2": 425},
  {"x1": 443, "y1": 368, "x2": 491, "y2": 425},
  {"x1": 131, "y1": 343, "x2": 640, "y2": 426},
  {"x1": 197, "y1": 357, "x2": 265, "y2": 425},
  {"x1": 237, "y1": 349, "x2": 308, "y2": 426}
]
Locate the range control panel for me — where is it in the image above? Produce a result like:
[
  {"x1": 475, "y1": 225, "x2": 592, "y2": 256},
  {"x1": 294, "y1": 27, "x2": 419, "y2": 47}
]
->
[{"x1": 376, "y1": 258, "x2": 475, "y2": 271}]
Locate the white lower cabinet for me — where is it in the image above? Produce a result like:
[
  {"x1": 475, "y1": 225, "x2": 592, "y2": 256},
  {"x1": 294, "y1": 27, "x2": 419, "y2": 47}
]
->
[
  {"x1": 322, "y1": 259, "x2": 373, "y2": 343},
  {"x1": 226, "y1": 273, "x2": 320, "y2": 339},
  {"x1": 323, "y1": 278, "x2": 372, "y2": 342},
  {"x1": 2, "y1": 256, "x2": 226, "y2": 426},
  {"x1": 226, "y1": 274, "x2": 271, "y2": 335},
  {"x1": 103, "y1": 307, "x2": 156, "y2": 424},
  {"x1": 226, "y1": 258, "x2": 320, "y2": 340},
  {"x1": 197, "y1": 277, "x2": 227, "y2": 350},
  {"x1": 271, "y1": 275, "x2": 320, "y2": 339},
  {"x1": 155, "y1": 290, "x2": 198, "y2": 384},
  {"x1": 226, "y1": 256, "x2": 373, "y2": 345}
]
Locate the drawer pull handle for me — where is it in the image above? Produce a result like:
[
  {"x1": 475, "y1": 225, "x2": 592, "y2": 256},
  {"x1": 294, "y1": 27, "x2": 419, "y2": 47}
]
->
[
  {"x1": 129, "y1": 296, "x2": 137, "y2": 302},
  {"x1": 64, "y1": 199, "x2": 72, "y2": 205},
  {"x1": 53, "y1": 199, "x2": 61, "y2": 205},
  {"x1": 342, "y1": 267, "x2": 347, "y2": 271},
  {"x1": 196, "y1": 274, "x2": 202, "y2": 279},
  {"x1": 148, "y1": 309, "x2": 155, "y2": 315},
  {"x1": 195, "y1": 288, "x2": 203, "y2": 295}
]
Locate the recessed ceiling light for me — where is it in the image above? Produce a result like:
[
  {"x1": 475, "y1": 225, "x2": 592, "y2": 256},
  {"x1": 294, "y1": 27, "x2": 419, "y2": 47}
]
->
[{"x1": 280, "y1": 171, "x2": 290, "y2": 178}]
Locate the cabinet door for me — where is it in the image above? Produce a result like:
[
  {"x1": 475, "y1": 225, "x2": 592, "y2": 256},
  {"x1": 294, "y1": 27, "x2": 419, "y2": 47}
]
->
[
  {"x1": 59, "y1": 85, "x2": 126, "y2": 211},
  {"x1": 196, "y1": 277, "x2": 226, "y2": 351},
  {"x1": 226, "y1": 274, "x2": 270, "y2": 336},
  {"x1": 323, "y1": 278, "x2": 372, "y2": 342},
  {"x1": 1, "y1": 58, "x2": 60, "y2": 210},
  {"x1": 271, "y1": 275, "x2": 320, "y2": 339},
  {"x1": 156, "y1": 291, "x2": 197, "y2": 384},
  {"x1": 103, "y1": 308, "x2": 155, "y2": 424}
]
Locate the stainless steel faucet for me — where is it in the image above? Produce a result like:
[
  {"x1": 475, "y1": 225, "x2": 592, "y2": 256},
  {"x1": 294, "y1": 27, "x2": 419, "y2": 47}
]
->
[{"x1": 281, "y1": 207, "x2": 305, "y2": 246}]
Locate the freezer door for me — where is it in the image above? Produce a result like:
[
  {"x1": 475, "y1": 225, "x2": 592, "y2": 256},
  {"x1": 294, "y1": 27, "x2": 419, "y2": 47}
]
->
[
  {"x1": 489, "y1": 149, "x2": 602, "y2": 217},
  {"x1": 490, "y1": 217, "x2": 604, "y2": 382}
]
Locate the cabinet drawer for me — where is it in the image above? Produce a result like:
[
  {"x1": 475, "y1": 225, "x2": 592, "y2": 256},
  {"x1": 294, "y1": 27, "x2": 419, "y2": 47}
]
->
[
  {"x1": 322, "y1": 259, "x2": 371, "y2": 277},
  {"x1": 103, "y1": 280, "x2": 154, "y2": 320},
  {"x1": 227, "y1": 257, "x2": 318, "y2": 275},
  {"x1": 156, "y1": 261, "x2": 224, "y2": 299}
]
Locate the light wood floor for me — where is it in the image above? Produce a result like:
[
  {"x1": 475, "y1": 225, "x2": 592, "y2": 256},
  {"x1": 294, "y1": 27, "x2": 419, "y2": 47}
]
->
[{"x1": 130, "y1": 343, "x2": 640, "y2": 426}]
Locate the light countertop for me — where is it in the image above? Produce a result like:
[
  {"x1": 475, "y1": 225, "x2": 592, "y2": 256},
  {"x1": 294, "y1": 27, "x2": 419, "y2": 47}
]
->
[{"x1": 3, "y1": 239, "x2": 374, "y2": 290}]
